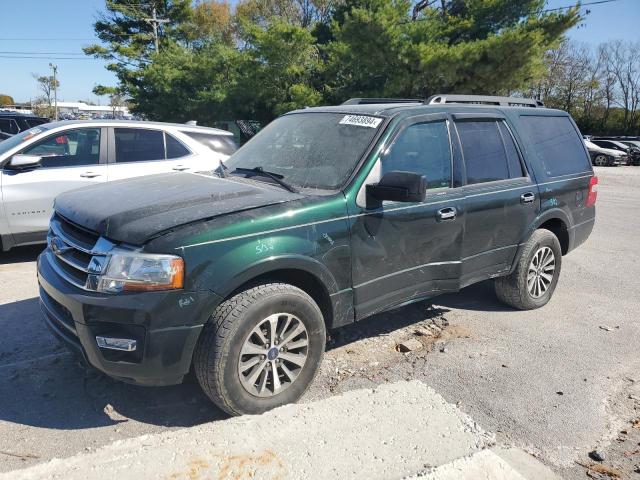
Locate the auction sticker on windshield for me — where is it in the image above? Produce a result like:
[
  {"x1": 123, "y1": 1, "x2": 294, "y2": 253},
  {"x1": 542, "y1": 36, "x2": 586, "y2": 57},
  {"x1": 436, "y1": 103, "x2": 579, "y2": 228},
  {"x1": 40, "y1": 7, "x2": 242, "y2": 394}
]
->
[{"x1": 339, "y1": 115, "x2": 383, "y2": 128}]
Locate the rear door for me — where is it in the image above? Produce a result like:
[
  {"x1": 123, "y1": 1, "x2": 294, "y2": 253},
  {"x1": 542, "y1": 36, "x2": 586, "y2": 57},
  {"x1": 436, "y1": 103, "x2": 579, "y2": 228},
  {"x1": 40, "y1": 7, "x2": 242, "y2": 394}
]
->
[
  {"x1": 452, "y1": 115, "x2": 539, "y2": 285},
  {"x1": 107, "y1": 127, "x2": 179, "y2": 181},
  {"x1": 1, "y1": 127, "x2": 107, "y2": 242}
]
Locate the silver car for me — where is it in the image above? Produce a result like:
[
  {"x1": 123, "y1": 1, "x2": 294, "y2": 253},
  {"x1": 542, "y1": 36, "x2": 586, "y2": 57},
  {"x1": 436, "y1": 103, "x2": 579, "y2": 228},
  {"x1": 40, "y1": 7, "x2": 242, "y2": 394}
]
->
[{"x1": 0, "y1": 120, "x2": 237, "y2": 251}]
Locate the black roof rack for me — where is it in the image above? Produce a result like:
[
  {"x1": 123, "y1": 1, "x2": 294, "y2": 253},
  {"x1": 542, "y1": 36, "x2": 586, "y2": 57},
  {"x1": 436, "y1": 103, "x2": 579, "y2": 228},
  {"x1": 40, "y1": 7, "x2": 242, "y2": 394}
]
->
[
  {"x1": 341, "y1": 98, "x2": 424, "y2": 105},
  {"x1": 426, "y1": 94, "x2": 544, "y2": 108}
]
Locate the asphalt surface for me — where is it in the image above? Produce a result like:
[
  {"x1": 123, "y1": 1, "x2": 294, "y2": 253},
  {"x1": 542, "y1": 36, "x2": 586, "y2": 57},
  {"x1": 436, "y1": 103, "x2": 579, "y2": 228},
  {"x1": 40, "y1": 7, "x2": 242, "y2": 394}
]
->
[{"x1": 1, "y1": 166, "x2": 639, "y2": 478}]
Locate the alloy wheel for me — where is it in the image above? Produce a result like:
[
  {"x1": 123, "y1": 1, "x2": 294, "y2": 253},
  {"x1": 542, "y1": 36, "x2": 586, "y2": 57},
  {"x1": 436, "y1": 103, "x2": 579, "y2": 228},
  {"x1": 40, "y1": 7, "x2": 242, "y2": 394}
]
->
[
  {"x1": 594, "y1": 155, "x2": 608, "y2": 167},
  {"x1": 527, "y1": 246, "x2": 556, "y2": 299},
  {"x1": 237, "y1": 313, "x2": 309, "y2": 397}
]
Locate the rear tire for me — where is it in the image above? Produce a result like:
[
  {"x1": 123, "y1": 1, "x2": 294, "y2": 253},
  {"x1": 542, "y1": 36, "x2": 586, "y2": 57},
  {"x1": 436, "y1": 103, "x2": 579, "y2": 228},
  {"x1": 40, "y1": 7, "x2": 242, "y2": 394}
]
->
[
  {"x1": 194, "y1": 282, "x2": 326, "y2": 416},
  {"x1": 495, "y1": 229, "x2": 562, "y2": 310}
]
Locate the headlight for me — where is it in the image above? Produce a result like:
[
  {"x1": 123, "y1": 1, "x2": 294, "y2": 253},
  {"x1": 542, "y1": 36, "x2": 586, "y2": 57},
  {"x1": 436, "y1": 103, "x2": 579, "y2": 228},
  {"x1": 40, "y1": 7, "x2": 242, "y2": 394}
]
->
[{"x1": 97, "y1": 252, "x2": 184, "y2": 293}]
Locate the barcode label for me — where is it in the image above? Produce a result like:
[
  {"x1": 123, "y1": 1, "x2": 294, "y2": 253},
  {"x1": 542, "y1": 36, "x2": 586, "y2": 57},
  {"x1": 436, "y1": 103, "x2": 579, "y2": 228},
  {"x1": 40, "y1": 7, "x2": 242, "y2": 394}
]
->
[{"x1": 339, "y1": 115, "x2": 383, "y2": 128}]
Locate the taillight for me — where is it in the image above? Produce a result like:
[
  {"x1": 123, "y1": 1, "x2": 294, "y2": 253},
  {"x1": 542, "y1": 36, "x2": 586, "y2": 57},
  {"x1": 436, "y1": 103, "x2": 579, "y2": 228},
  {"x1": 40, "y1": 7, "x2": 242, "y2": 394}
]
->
[{"x1": 586, "y1": 176, "x2": 598, "y2": 207}]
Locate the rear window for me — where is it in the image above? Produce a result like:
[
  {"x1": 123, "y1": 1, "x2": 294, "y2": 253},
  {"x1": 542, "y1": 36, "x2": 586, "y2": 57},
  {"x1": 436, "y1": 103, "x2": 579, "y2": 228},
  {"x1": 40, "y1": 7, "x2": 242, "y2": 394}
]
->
[
  {"x1": 181, "y1": 131, "x2": 238, "y2": 156},
  {"x1": 519, "y1": 115, "x2": 591, "y2": 177}
]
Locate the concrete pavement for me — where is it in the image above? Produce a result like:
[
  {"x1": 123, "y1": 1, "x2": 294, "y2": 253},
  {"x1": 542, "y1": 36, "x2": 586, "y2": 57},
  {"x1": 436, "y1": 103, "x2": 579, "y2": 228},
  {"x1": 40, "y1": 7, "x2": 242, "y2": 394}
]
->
[{"x1": 1, "y1": 381, "x2": 559, "y2": 480}]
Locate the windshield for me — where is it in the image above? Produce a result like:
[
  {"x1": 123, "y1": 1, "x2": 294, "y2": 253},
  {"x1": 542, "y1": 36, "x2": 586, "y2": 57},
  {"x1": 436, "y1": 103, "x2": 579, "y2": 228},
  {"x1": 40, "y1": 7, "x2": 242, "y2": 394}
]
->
[
  {"x1": 0, "y1": 125, "x2": 52, "y2": 158},
  {"x1": 224, "y1": 112, "x2": 383, "y2": 190}
]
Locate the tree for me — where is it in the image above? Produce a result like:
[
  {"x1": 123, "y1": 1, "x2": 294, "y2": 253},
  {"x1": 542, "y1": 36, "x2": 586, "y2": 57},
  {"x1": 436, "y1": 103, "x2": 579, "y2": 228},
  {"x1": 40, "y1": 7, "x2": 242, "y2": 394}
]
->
[
  {"x1": 83, "y1": 0, "x2": 194, "y2": 97},
  {"x1": 0, "y1": 94, "x2": 14, "y2": 106},
  {"x1": 32, "y1": 73, "x2": 59, "y2": 107},
  {"x1": 86, "y1": 0, "x2": 582, "y2": 124},
  {"x1": 323, "y1": 0, "x2": 580, "y2": 102},
  {"x1": 525, "y1": 39, "x2": 640, "y2": 135},
  {"x1": 92, "y1": 85, "x2": 126, "y2": 116}
]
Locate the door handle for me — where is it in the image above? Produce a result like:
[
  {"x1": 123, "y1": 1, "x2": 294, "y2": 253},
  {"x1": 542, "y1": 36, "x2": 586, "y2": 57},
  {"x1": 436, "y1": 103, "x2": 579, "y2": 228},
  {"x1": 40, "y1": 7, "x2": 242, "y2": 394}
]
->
[
  {"x1": 80, "y1": 172, "x2": 101, "y2": 178},
  {"x1": 436, "y1": 207, "x2": 457, "y2": 221},
  {"x1": 520, "y1": 192, "x2": 535, "y2": 204},
  {"x1": 172, "y1": 165, "x2": 190, "y2": 171}
]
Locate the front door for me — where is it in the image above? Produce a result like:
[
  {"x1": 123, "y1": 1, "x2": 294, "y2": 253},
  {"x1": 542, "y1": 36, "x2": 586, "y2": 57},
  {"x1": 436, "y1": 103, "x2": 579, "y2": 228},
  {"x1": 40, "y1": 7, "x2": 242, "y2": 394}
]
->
[
  {"x1": 349, "y1": 114, "x2": 465, "y2": 319},
  {"x1": 1, "y1": 127, "x2": 107, "y2": 244}
]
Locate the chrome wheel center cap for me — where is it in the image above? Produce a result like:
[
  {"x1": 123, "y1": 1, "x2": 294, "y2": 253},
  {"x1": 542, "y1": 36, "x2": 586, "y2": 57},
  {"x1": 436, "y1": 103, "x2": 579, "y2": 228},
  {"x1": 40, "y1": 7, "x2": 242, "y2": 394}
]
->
[{"x1": 267, "y1": 347, "x2": 279, "y2": 361}]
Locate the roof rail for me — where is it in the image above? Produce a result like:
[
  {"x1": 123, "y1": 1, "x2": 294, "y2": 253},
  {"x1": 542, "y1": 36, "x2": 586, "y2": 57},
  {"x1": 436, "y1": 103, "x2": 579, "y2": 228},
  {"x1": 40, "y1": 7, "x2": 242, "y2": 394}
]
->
[
  {"x1": 426, "y1": 94, "x2": 544, "y2": 108},
  {"x1": 341, "y1": 98, "x2": 424, "y2": 105}
]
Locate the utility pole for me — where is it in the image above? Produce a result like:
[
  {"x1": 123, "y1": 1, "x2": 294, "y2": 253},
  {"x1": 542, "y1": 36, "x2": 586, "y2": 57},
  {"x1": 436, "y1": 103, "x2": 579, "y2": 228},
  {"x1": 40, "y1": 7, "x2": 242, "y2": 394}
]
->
[
  {"x1": 49, "y1": 63, "x2": 58, "y2": 121},
  {"x1": 144, "y1": 4, "x2": 169, "y2": 52}
]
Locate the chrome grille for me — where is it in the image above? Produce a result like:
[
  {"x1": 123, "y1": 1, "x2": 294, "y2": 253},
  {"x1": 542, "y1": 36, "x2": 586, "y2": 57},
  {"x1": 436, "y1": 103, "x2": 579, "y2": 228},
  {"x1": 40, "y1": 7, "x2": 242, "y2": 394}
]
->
[{"x1": 47, "y1": 213, "x2": 111, "y2": 290}]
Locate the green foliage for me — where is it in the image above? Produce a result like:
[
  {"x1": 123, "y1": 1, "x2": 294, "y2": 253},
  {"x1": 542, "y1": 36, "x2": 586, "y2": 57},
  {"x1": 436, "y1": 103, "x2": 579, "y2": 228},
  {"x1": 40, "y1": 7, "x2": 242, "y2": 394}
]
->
[
  {"x1": 86, "y1": 0, "x2": 580, "y2": 123},
  {"x1": 324, "y1": 0, "x2": 579, "y2": 101},
  {"x1": 0, "y1": 94, "x2": 14, "y2": 106}
]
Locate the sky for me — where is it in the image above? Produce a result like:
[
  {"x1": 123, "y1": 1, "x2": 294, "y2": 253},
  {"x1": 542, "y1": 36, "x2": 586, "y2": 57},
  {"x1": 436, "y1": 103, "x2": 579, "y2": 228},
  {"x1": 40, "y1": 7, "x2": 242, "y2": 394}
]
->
[{"x1": 1, "y1": 0, "x2": 639, "y2": 103}]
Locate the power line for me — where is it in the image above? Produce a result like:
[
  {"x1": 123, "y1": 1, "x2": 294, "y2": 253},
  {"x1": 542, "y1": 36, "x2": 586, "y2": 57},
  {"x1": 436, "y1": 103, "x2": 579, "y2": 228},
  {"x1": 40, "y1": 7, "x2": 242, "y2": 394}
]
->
[
  {"x1": 0, "y1": 55, "x2": 101, "y2": 60},
  {"x1": 0, "y1": 51, "x2": 85, "y2": 55},
  {"x1": 0, "y1": 38, "x2": 96, "y2": 41},
  {"x1": 540, "y1": 0, "x2": 622, "y2": 13}
]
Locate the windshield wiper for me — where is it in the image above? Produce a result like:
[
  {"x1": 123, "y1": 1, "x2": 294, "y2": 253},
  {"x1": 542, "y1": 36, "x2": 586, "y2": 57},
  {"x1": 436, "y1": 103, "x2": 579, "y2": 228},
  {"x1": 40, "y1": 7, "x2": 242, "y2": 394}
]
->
[
  {"x1": 216, "y1": 159, "x2": 229, "y2": 178},
  {"x1": 232, "y1": 167, "x2": 299, "y2": 193}
]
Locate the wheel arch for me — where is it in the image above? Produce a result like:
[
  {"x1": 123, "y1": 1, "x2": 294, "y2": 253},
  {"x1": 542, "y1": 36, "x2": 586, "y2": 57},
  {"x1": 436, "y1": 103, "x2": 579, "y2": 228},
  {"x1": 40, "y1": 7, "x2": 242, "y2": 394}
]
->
[
  {"x1": 509, "y1": 210, "x2": 572, "y2": 275},
  {"x1": 529, "y1": 209, "x2": 572, "y2": 255},
  {"x1": 213, "y1": 255, "x2": 347, "y2": 331}
]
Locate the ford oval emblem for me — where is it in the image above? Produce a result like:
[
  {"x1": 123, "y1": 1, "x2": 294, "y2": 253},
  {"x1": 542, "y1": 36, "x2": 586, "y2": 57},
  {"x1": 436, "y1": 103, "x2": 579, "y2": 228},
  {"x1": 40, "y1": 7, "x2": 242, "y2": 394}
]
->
[{"x1": 50, "y1": 237, "x2": 72, "y2": 255}]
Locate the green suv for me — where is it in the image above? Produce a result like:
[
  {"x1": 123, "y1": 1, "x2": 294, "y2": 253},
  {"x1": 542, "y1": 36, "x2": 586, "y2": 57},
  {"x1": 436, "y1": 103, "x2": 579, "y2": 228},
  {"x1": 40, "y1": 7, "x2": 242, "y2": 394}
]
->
[{"x1": 38, "y1": 95, "x2": 597, "y2": 415}]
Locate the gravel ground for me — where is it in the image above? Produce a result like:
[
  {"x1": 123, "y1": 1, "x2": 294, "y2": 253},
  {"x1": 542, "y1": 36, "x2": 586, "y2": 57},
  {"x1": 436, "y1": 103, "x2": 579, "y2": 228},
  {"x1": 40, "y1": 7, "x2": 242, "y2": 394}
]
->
[{"x1": 1, "y1": 166, "x2": 639, "y2": 478}]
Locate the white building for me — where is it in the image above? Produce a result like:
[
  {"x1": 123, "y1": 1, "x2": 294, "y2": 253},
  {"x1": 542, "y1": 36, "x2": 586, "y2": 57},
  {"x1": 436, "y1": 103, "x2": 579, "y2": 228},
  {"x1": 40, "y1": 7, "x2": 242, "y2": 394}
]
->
[{"x1": 56, "y1": 101, "x2": 130, "y2": 116}]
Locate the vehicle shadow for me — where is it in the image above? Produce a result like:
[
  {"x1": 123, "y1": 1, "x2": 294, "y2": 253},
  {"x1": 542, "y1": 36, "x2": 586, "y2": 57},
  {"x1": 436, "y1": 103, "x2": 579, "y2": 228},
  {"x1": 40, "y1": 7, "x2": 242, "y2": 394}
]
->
[
  {"x1": 436, "y1": 280, "x2": 513, "y2": 313},
  {"x1": 0, "y1": 244, "x2": 44, "y2": 265},
  {"x1": 327, "y1": 280, "x2": 511, "y2": 350},
  {"x1": 0, "y1": 297, "x2": 227, "y2": 431},
  {"x1": 326, "y1": 300, "x2": 449, "y2": 351}
]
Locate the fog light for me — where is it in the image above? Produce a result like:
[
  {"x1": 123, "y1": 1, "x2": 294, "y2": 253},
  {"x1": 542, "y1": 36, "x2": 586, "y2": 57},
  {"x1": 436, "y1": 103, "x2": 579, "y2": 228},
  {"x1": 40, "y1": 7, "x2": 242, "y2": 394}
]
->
[{"x1": 96, "y1": 336, "x2": 137, "y2": 352}]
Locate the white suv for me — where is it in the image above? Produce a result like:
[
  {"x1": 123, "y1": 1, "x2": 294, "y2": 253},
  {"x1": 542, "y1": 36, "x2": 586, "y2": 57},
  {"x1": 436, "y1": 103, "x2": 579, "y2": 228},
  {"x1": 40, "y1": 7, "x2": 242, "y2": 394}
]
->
[{"x1": 0, "y1": 120, "x2": 237, "y2": 251}]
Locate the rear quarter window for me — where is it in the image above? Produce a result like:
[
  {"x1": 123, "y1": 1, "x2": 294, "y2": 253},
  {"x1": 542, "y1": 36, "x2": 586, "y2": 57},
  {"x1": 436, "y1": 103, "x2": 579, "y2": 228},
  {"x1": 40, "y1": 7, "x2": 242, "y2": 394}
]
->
[
  {"x1": 181, "y1": 131, "x2": 238, "y2": 156},
  {"x1": 519, "y1": 115, "x2": 591, "y2": 178}
]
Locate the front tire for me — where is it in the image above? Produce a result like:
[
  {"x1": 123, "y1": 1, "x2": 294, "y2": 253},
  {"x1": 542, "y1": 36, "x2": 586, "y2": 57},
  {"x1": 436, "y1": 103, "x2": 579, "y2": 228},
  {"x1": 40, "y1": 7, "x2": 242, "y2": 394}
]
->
[
  {"x1": 495, "y1": 229, "x2": 562, "y2": 310},
  {"x1": 194, "y1": 282, "x2": 326, "y2": 416},
  {"x1": 593, "y1": 154, "x2": 608, "y2": 167}
]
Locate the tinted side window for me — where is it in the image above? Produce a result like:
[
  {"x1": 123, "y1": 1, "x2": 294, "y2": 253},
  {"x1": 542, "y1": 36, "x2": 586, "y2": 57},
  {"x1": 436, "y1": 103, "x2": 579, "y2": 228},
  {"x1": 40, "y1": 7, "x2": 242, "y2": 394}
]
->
[
  {"x1": 498, "y1": 122, "x2": 525, "y2": 178},
  {"x1": 518, "y1": 115, "x2": 591, "y2": 177},
  {"x1": 25, "y1": 118, "x2": 48, "y2": 128},
  {"x1": 382, "y1": 121, "x2": 452, "y2": 190},
  {"x1": 114, "y1": 128, "x2": 164, "y2": 162},
  {"x1": 165, "y1": 133, "x2": 190, "y2": 159},
  {"x1": 15, "y1": 118, "x2": 31, "y2": 131},
  {"x1": 0, "y1": 118, "x2": 19, "y2": 135},
  {"x1": 22, "y1": 128, "x2": 101, "y2": 167},
  {"x1": 181, "y1": 131, "x2": 238, "y2": 155},
  {"x1": 456, "y1": 120, "x2": 511, "y2": 184}
]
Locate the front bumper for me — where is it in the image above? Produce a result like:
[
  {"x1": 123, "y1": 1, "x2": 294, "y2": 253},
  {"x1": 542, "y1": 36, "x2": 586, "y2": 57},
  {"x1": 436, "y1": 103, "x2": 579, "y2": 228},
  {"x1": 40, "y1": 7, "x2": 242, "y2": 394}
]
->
[{"x1": 38, "y1": 249, "x2": 221, "y2": 386}]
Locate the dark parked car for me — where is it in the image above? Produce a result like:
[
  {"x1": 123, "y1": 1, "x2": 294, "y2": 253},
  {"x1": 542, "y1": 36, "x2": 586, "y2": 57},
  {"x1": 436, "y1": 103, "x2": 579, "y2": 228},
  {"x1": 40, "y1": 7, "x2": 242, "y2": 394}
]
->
[
  {"x1": 0, "y1": 113, "x2": 49, "y2": 136},
  {"x1": 0, "y1": 131, "x2": 12, "y2": 142},
  {"x1": 619, "y1": 140, "x2": 640, "y2": 164},
  {"x1": 38, "y1": 95, "x2": 596, "y2": 415}
]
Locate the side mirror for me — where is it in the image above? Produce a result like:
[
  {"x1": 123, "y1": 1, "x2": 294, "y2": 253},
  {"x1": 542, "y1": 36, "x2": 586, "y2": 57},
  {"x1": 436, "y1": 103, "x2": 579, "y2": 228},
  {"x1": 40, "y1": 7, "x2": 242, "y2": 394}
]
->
[
  {"x1": 7, "y1": 154, "x2": 42, "y2": 170},
  {"x1": 366, "y1": 171, "x2": 427, "y2": 205}
]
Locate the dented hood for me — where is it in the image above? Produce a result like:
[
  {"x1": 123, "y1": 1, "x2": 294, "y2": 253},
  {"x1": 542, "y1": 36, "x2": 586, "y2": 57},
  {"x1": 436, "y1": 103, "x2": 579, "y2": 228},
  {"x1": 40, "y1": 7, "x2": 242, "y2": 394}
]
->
[{"x1": 54, "y1": 172, "x2": 302, "y2": 244}]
